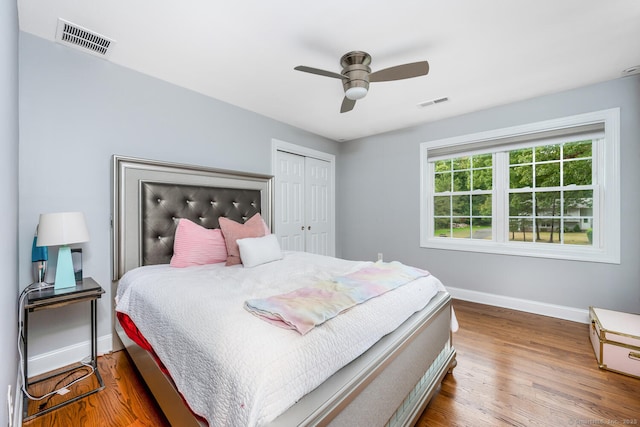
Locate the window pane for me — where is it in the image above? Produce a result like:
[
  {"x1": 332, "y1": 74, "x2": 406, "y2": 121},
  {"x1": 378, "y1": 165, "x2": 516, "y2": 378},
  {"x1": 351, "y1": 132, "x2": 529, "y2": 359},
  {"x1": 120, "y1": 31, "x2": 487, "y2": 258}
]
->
[
  {"x1": 453, "y1": 171, "x2": 470, "y2": 191},
  {"x1": 452, "y1": 218, "x2": 470, "y2": 238},
  {"x1": 452, "y1": 195, "x2": 470, "y2": 216},
  {"x1": 472, "y1": 154, "x2": 492, "y2": 168},
  {"x1": 509, "y1": 192, "x2": 533, "y2": 216},
  {"x1": 434, "y1": 196, "x2": 451, "y2": 216},
  {"x1": 434, "y1": 159, "x2": 451, "y2": 172},
  {"x1": 510, "y1": 148, "x2": 532, "y2": 165},
  {"x1": 564, "y1": 141, "x2": 591, "y2": 159},
  {"x1": 535, "y1": 144, "x2": 561, "y2": 162},
  {"x1": 471, "y1": 219, "x2": 492, "y2": 240},
  {"x1": 471, "y1": 194, "x2": 491, "y2": 216},
  {"x1": 564, "y1": 226, "x2": 591, "y2": 245},
  {"x1": 472, "y1": 169, "x2": 492, "y2": 190},
  {"x1": 434, "y1": 172, "x2": 452, "y2": 192},
  {"x1": 536, "y1": 219, "x2": 561, "y2": 244},
  {"x1": 564, "y1": 190, "x2": 593, "y2": 216},
  {"x1": 565, "y1": 190, "x2": 593, "y2": 246},
  {"x1": 453, "y1": 157, "x2": 470, "y2": 170},
  {"x1": 564, "y1": 159, "x2": 592, "y2": 185},
  {"x1": 535, "y1": 162, "x2": 560, "y2": 187},
  {"x1": 434, "y1": 218, "x2": 450, "y2": 237},
  {"x1": 535, "y1": 191, "x2": 560, "y2": 215},
  {"x1": 509, "y1": 219, "x2": 533, "y2": 242},
  {"x1": 510, "y1": 165, "x2": 533, "y2": 188}
]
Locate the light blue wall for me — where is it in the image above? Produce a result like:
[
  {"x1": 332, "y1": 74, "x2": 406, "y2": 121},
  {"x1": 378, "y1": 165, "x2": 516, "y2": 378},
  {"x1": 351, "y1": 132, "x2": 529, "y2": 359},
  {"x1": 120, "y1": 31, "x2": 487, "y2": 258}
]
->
[
  {"x1": 338, "y1": 75, "x2": 640, "y2": 314},
  {"x1": 0, "y1": 0, "x2": 19, "y2": 424},
  {"x1": 18, "y1": 32, "x2": 339, "y2": 362}
]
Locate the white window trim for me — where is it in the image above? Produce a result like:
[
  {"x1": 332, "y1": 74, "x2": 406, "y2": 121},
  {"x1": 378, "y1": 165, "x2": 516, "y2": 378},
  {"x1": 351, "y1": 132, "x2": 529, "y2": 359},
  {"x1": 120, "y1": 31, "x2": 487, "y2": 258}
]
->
[{"x1": 420, "y1": 108, "x2": 620, "y2": 264}]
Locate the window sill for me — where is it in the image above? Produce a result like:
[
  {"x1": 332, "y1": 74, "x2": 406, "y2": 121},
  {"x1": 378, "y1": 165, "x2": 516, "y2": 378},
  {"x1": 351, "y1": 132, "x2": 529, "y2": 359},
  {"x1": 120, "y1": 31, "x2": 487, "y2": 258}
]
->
[{"x1": 420, "y1": 238, "x2": 620, "y2": 264}]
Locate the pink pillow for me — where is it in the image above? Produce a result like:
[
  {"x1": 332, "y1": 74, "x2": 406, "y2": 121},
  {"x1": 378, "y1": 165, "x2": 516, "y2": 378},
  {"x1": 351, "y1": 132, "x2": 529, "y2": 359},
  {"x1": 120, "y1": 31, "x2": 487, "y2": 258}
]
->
[
  {"x1": 170, "y1": 219, "x2": 228, "y2": 267},
  {"x1": 219, "y1": 213, "x2": 267, "y2": 266}
]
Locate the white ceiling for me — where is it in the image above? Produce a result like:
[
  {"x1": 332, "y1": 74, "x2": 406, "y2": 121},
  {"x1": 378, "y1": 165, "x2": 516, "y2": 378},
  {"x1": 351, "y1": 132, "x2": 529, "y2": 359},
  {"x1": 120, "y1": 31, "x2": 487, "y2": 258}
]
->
[{"x1": 17, "y1": 1, "x2": 640, "y2": 142}]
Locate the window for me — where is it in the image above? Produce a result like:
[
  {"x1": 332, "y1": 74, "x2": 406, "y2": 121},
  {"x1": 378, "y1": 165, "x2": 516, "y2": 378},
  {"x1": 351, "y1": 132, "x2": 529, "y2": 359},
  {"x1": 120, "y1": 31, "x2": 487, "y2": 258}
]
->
[
  {"x1": 507, "y1": 141, "x2": 593, "y2": 245},
  {"x1": 433, "y1": 154, "x2": 493, "y2": 239},
  {"x1": 420, "y1": 109, "x2": 620, "y2": 264}
]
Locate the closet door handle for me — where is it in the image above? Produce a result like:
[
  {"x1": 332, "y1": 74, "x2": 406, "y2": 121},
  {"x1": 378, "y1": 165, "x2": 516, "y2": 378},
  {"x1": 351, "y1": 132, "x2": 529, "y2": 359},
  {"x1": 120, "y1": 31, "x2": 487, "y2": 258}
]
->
[
  {"x1": 308, "y1": 226, "x2": 311, "y2": 230},
  {"x1": 301, "y1": 226, "x2": 305, "y2": 230}
]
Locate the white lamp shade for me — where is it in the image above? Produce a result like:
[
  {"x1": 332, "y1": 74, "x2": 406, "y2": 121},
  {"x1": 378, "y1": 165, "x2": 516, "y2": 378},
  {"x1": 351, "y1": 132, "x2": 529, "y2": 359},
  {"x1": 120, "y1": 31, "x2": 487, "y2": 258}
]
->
[{"x1": 36, "y1": 212, "x2": 90, "y2": 247}]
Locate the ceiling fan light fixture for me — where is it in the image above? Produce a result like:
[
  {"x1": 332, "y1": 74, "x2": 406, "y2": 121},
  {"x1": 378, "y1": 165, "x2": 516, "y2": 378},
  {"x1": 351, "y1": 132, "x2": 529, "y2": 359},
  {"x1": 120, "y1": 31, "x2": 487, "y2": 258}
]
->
[{"x1": 345, "y1": 86, "x2": 368, "y2": 100}]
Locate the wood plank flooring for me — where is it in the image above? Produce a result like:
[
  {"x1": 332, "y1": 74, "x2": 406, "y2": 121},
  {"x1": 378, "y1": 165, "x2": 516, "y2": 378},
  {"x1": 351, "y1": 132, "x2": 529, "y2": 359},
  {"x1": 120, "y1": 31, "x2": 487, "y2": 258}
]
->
[
  {"x1": 417, "y1": 300, "x2": 639, "y2": 426},
  {"x1": 23, "y1": 348, "x2": 169, "y2": 427},
  {"x1": 23, "y1": 300, "x2": 639, "y2": 426}
]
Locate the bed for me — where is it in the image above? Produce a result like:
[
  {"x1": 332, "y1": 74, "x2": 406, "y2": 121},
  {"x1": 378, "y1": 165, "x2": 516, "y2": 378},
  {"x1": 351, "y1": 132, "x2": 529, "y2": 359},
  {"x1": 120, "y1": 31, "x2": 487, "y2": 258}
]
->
[{"x1": 111, "y1": 155, "x2": 457, "y2": 426}]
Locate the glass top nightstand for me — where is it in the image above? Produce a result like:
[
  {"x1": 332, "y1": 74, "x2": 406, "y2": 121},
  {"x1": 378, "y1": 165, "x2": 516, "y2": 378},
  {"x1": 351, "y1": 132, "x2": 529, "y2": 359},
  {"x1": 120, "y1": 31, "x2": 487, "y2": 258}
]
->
[{"x1": 21, "y1": 277, "x2": 105, "y2": 420}]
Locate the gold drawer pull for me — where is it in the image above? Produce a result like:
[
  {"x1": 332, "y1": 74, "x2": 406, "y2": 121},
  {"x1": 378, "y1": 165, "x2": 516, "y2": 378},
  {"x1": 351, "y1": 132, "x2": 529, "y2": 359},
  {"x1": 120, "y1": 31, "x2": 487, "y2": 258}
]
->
[{"x1": 629, "y1": 352, "x2": 640, "y2": 361}]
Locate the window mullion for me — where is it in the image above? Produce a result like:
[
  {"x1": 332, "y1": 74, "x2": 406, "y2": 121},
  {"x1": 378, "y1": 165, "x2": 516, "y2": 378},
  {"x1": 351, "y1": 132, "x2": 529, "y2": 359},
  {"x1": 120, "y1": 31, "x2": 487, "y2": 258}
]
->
[
  {"x1": 592, "y1": 138, "x2": 604, "y2": 248},
  {"x1": 495, "y1": 152, "x2": 507, "y2": 243}
]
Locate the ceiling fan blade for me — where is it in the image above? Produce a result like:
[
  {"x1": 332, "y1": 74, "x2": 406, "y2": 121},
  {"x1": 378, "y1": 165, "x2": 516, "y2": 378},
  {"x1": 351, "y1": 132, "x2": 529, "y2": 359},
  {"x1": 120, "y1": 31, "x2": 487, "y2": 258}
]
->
[
  {"x1": 294, "y1": 66, "x2": 346, "y2": 80},
  {"x1": 368, "y1": 61, "x2": 429, "y2": 82},
  {"x1": 340, "y1": 97, "x2": 356, "y2": 113}
]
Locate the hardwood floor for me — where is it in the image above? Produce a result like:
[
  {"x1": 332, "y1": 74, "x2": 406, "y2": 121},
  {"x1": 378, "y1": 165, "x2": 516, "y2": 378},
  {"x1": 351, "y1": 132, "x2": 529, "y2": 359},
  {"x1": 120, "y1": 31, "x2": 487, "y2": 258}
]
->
[
  {"x1": 417, "y1": 300, "x2": 639, "y2": 426},
  {"x1": 23, "y1": 300, "x2": 639, "y2": 426},
  {"x1": 23, "y1": 349, "x2": 169, "y2": 427}
]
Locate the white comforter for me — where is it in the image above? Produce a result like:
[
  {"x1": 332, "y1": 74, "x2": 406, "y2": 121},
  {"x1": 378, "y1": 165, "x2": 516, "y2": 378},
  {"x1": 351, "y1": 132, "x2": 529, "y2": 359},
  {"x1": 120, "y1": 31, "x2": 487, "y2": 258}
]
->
[{"x1": 115, "y1": 251, "x2": 444, "y2": 426}]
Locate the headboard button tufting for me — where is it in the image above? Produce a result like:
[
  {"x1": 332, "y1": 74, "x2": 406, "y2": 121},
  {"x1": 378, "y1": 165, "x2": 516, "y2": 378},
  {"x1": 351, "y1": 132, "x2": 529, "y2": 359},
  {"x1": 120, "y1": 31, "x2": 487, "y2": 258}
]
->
[{"x1": 141, "y1": 182, "x2": 262, "y2": 265}]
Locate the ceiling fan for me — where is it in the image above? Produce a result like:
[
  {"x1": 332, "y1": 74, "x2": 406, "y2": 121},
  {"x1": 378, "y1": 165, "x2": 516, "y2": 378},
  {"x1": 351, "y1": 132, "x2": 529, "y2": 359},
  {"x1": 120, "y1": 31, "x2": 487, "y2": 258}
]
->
[{"x1": 294, "y1": 51, "x2": 429, "y2": 113}]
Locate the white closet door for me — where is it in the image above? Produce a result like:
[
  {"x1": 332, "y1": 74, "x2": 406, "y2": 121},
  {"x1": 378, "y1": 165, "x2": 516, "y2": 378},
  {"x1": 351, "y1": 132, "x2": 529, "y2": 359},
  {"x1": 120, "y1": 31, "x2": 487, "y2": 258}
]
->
[
  {"x1": 305, "y1": 156, "x2": 331, "y2": 255},
  {"x1": 275, "y1": 151, "x2": 305, "y2": 251},
  {"x1": 275, "y1": 150, "x2": 332, "y2": 256}
]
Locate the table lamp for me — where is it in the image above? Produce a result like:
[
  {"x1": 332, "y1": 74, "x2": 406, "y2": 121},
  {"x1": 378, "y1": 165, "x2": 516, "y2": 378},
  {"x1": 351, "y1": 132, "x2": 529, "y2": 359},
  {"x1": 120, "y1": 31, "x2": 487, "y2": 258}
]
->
[{"x1": 36, "y1": 212, "x2": 89, "y2": 289}]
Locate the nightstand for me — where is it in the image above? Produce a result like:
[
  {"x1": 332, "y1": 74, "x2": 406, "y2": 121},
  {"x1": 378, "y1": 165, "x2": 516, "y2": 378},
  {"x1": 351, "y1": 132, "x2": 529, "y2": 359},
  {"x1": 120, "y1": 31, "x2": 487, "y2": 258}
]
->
[{"x1": 21, "y1": 277, "x2": 105, "y2": 420}]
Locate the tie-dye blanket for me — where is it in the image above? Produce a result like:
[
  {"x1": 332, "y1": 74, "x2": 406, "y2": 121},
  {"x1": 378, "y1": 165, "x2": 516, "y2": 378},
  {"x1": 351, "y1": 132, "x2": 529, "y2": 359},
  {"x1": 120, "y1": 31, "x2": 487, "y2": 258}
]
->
[{"x1": 244, "y1": 261, "x2": 430, "y2": 334}]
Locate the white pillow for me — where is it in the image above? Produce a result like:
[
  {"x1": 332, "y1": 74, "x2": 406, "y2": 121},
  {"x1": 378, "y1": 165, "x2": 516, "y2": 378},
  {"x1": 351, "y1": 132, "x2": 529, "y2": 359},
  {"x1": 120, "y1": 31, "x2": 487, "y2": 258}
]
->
[{"x1": 236, "y1": 234, "x2": 283, "y2": 268}]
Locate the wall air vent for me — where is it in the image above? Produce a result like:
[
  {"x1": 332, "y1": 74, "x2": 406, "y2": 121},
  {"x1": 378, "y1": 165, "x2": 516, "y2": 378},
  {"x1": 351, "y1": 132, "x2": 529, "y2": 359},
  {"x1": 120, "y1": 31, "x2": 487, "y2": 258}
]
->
[
  {"x1": 55, "y1": 18, "x2": 115, "y2": 58},
  {"x1": 621, "y1": 65, "x2": 640, "y2": 77},
  {"x1": 417, "y1": 97, "x2": 449, "y2": 108}
]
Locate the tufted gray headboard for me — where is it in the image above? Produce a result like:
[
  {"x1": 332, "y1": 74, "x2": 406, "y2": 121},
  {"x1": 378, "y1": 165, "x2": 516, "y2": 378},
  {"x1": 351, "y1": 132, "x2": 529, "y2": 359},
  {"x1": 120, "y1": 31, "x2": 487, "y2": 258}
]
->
[
  {"x1": 111, "y1": 155, "x2": 273, "y2": 280},
  {"x1": 141, "y1": 182, "x2": 262, "y2": 266}
]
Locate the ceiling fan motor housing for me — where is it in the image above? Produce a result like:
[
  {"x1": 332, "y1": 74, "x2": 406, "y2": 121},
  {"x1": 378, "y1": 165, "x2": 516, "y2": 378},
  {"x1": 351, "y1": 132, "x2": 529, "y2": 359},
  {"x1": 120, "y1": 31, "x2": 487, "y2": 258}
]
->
[{"x1": 341, "y1": 51, "x2": 371, "y2": 99}]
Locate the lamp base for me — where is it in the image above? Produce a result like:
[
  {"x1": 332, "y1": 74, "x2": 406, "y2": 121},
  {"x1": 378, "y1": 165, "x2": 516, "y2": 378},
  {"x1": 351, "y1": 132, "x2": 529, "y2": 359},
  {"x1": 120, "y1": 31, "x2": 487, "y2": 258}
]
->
[
  {"x1": 54, "y1": 246, "x2": 77, "y2": 289},
  {"x1": 32, "y1": 260, "x2": 47, "y2": 286}
]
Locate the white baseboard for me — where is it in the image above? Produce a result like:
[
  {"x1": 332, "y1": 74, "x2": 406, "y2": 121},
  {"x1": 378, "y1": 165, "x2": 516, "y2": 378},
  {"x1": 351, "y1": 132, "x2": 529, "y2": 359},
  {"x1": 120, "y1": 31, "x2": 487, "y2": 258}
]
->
[
  {"x1": 27, "y1": 334, "x2": 113, "y2": 378},
  {"x1": 447, "y1": 286, "x2": 590, "y2": 324}
]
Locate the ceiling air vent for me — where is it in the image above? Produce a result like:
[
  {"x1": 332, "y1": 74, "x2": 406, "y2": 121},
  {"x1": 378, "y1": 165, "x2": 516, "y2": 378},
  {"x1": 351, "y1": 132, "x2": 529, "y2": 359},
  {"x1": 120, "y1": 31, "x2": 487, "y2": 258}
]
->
[
  {"x1": 418, "y1": 97, "x2": 449, "y2": 108},
  {"x1": 55, "y1": 19, "x2": 115, "y2": 58}
]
